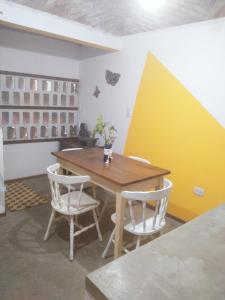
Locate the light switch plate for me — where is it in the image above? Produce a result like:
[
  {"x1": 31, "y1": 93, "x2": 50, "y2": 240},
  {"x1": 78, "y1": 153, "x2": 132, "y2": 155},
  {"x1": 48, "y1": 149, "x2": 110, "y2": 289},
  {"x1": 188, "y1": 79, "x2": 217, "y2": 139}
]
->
[{"x1": 126, "y1": 107, "x2": 131, "y2": 118}]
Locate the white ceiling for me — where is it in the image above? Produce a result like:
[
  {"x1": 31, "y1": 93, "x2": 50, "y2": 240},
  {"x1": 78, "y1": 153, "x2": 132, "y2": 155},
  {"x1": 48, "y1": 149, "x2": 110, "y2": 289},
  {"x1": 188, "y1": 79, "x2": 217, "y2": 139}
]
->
[{"x1": 8, "y1": 0, "x2": 225, "y2": 36}]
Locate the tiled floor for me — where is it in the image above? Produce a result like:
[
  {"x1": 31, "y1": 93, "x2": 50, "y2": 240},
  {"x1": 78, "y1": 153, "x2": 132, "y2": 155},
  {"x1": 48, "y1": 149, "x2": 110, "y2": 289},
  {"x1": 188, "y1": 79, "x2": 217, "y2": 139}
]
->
[{"x1": 0, "y1": 175, "x2": 182, "y2": 300}]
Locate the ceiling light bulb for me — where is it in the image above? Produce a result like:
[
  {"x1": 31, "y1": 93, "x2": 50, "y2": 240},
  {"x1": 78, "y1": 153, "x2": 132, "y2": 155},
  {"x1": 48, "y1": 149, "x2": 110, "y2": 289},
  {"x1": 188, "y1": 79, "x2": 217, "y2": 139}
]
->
[{"x1": 139, "y1": 0, "x2": 166, "y2": 11}]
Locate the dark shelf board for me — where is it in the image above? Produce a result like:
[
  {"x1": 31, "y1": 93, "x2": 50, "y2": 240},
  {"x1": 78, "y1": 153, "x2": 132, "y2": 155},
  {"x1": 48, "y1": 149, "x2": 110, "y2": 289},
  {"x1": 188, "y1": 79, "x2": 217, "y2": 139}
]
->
[
  {"x1": 0, "y1": 105, "x2": 78, "y2": 111},
  {"x1": 0, "y1": 70, "x2": 79, "y2": 83},
  {"x1": 4, "y1": 137, "x2": 78, "y2": 145}
]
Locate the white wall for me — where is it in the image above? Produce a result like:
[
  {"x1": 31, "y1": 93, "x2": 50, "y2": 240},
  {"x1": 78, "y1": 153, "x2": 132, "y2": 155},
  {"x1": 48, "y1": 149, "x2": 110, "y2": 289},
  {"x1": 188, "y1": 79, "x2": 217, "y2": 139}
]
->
[
  {"x1": 0, "y1": 128, "x2": 5, "y2": 213},
  {"x1": 0, "y1": 27, "x2": 80, "y2": 180},
  {"x1": 3, "y1": 142, "x2": 59, "y2": 180},
  {"x1": 0, "y1": 26, "x2": 80, "y2": 77},
  {"x1": 79, "y1": 17, "x2": 225, "y2": 153}
]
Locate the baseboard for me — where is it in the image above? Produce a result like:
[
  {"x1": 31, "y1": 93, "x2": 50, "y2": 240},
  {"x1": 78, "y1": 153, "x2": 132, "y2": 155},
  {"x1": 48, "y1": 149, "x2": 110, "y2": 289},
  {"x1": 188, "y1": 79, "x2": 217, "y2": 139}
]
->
[
  {"x1": 5, "y1": 173, "x2": 46, "y2": 184},
  {"x1": 0, "y1": 211, "x2": 6, "y2": 217},
  {"x1": 165, "y1": 211, "x2": 186, "y2": 224},
  {"x1": 147, "y1": 203, "x2": 185, "y2": 224}
]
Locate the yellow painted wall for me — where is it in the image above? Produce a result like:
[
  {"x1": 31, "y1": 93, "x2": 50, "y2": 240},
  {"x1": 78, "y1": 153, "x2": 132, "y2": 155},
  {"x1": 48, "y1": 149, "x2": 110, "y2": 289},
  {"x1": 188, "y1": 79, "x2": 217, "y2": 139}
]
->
[{"x1": 125, "y1": 53, "x2": 225, "y2": 221}]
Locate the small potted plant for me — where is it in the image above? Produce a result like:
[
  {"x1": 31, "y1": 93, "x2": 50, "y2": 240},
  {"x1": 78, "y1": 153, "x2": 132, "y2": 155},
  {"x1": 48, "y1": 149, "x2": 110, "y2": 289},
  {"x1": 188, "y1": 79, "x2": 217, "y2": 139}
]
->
[{"x1": 92, "y1": 115, "x2": 117, "y2": 163}]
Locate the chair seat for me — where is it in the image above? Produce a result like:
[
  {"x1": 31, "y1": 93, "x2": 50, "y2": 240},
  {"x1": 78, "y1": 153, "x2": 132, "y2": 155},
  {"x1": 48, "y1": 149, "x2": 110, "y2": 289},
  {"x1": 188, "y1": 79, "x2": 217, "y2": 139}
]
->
[
  {"x1": 52, "y1": 191, "x2": 99, "y2": 216},
  {"x1": 111, "y1": 206, "x2": 166, "y2": 236}
]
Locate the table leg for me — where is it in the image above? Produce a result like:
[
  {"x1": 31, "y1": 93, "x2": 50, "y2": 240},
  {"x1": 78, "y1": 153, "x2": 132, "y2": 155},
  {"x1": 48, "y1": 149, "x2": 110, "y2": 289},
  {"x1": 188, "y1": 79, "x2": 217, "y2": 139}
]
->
[
  {"x1": 114, "y1": 192, "x2": 126, "y2": 259},
  {"x1": 92, "y1": 184, "x2": 97, "y2": 199},
  {"x1": 157, "y1": 176, "x2": 164, "y2": 189}
]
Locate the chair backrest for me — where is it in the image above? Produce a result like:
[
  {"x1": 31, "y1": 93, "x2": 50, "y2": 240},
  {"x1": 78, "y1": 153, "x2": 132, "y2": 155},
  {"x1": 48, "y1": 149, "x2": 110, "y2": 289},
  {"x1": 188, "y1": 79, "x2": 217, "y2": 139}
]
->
[
  {"x1": 62, "y1": 147, "x2": 83, "y2": 151},
  {"x1": 47, "y1": 163, "x2": 90, "y2": 212},
  {"x1": 129, "y1": 155, "x2": 151, "y2": 165},
  {"x1": 122, "y1": 179, "x2": 172, "y2": 232}
]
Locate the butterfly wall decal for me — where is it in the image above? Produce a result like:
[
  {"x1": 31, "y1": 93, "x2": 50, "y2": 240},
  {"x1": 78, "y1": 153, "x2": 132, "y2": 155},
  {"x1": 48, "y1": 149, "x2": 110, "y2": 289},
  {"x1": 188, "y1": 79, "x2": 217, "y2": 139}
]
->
[
  {"x1": 93, "y1": 86, "x2": 100, "y2": 98},
  {"x1": 105, "y1": 70, "x2": 121, "y2": 86}
]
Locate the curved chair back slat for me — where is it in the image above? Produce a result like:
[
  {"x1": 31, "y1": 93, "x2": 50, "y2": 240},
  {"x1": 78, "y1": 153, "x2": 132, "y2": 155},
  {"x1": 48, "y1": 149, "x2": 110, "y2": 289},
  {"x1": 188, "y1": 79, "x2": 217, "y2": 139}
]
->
[
  {"x1": 128, "y1": 155, "x2": 151, "y2": 165},
  {"x1": 122, "y1": 179, "x2": 172, "y2": 201},
  {"x1": 62, "y1": 148, "x2": 83, "y2": 151},
  {"x1": 122, "y1": 179, "x2": 172, "y2": 231},
  {"x1": 47, "y1": 163, "x2": 90, "y2": 212}
]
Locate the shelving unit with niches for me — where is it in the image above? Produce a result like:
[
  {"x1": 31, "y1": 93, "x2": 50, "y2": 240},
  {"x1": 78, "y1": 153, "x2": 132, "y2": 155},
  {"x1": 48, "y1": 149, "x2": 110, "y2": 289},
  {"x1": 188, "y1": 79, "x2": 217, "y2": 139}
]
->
[{"x1": 0, "y1": 71, "x2": 79, "y2": 144}]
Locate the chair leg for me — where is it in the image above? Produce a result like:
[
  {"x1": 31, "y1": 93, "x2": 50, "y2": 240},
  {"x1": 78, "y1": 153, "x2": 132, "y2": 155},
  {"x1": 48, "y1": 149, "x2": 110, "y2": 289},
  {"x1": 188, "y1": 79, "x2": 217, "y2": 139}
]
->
[
  {"x1": 96, "y1": 206, "x2": 100, "y2": 217},
  {"x1": 98, "y1": 193, "x2": 110, "y2": 222},
  {"x1": 102, "y1": 228, "x2": 115, "y2": 258},
  {"x1": 44, "y1": 208, "x2": 56, "y2": 241},
  {"x1": 92, "y1": 184, "x2": 97, "y2": 199},
  {"x1": 93, "y1": 209, "x2": 102, "y2": 242},
  {"x1": 92, "y1": 185, "x2": 100, "y2": 216},
  {"x1": 69, "y1": 215, "x2": 74, "y2": 261},
  {"x1": 136, "y1": 236, "x2": 141, "y2": 249}
]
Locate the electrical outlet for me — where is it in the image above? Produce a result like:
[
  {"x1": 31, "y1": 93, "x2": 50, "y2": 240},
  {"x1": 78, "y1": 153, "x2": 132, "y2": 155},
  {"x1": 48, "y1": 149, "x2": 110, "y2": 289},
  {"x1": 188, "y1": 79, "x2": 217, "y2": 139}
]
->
[{"x1": 193, "y1": 186, "x2": 205, "y2": 197}]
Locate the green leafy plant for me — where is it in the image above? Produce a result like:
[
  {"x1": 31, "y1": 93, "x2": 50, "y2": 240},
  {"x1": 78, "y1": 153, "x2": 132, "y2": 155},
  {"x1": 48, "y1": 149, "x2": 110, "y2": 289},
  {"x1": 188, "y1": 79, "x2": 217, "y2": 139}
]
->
[{"x1": 92, "y1": 115, "x2": 117, "y2": 146}]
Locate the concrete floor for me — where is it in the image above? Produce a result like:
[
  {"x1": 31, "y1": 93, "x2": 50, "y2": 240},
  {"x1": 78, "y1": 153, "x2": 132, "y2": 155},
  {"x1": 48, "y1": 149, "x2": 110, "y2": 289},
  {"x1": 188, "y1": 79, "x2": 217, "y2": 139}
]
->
[{"x1": 0, "y1": 175, "x2": 181, "y2": 300}]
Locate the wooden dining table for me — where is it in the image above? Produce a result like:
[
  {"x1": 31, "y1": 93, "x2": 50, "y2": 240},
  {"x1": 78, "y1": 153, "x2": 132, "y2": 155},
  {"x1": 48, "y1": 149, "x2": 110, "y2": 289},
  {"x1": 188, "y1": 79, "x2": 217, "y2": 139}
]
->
[{"x1": 52, "y1": 148, "x2": 170, "y2": 259}]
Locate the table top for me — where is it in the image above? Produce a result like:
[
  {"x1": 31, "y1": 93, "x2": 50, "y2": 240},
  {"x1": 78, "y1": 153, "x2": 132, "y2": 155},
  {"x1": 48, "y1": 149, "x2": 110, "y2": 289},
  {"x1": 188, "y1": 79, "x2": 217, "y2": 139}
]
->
[
  {"x1": 52, "y1": 148, "x2": 170, "y2": 186},
  {"x1": 86, "y1": 204, "x2": 225, "y2": 300}
]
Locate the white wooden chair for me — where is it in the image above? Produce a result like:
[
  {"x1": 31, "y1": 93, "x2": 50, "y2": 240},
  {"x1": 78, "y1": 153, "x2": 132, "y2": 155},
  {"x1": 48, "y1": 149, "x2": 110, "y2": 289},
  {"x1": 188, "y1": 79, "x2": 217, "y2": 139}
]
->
[
  {"x1": 102, "y1": 179, "x2": 173, "y2": 258},
  {"x1": 62, "y1": 147, "x2": 98, "y2": 219},
  {"x1": 44, "y1": 163, "x2": 102, "y2": 261}
]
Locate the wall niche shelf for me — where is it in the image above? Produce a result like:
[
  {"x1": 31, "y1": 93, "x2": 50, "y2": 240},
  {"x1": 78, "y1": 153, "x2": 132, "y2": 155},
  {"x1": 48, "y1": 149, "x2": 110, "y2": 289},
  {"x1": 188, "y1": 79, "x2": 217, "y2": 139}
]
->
[
  {"x1": 0, "y1": 105, "x2": 78, "y2": 111},
  {"x1": 4, "y1": 137, "x2": 79, "y2": 145},
  {"x1": 0, "y1": 71, "x2": 79, "y2": 144}
]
